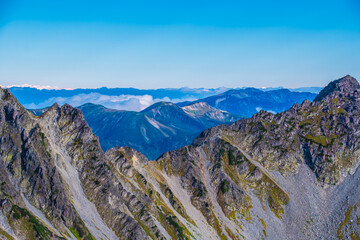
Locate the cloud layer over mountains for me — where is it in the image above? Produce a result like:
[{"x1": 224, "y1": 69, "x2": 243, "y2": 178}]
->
[
  {"x1": 10, "y1": 86, "x2": 320, "y2": 112},
  {"x1": 9, "y1": 86, "x2": 229, "y2": 111},
  {"x1": 24, "y1": 93, "x2": 188, "y2": 111}
]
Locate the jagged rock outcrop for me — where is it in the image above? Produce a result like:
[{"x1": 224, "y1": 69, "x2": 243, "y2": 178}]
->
[{"x1": 0, "y1": 75, "x2": 359, "y2": 240}]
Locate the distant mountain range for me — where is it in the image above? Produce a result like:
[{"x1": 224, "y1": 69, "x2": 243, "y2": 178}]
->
[
  {"x1": 9, "y1": 85, "x2": 320, "y2": 112},
  {"x1": 178, "y1": 88, "x2": 317, "y2": 117},
  {"x1": 261, "y1": 86, "x2": 322, "y2": 93},
  {"x1": 77, "y1": 102, "x2": 241, "y2": 159},
  {"x1": 9, "y1": 86, "x2": 230, "y2": 111},
  {"x1": 29, "y1": 88, "x2": 316, "y2": 159}
]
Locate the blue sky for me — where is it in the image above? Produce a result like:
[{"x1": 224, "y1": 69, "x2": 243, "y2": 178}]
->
[{"x1": 0, "y1": 0, "x2": 360, "y2": 89}]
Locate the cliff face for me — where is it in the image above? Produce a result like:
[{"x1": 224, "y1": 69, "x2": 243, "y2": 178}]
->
[
  {"x1": 0, "y1": 76, "x2": 360, "y2": 240},
  {"x1": 0, "y1": 88, "x2": 168, "y2": 240}
]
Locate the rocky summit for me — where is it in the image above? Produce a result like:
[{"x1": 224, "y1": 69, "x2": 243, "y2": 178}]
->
[{"x1": 0, "y1": 75, "x2": 360, "y2": 240}]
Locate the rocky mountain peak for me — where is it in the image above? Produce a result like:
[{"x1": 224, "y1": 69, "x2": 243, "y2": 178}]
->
[
  {"x1": 1, "y1": 87, "x2": 21, "y2": 105},
  {"x1": 182, "y1": 102, "x2": 215, "y2": 113},
  {"x1": 40, "y1": 102, "x2": 59, "y2": 114},
  {"x1": 141, "y1": 101, "x2": 177, "y2": 112},
  {"x1": 314, "y1": 75, "x2": 360, "y2": 102}
]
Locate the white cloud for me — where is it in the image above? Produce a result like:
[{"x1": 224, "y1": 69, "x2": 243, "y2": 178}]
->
[
  {"x1": 1, "y1": 84, "x2": 74, "y2": 90},
  {"x1": 24, "y1": 93, "x2": 175, "y2": 111},
  {"x1": 255, "y1": 107, "x2": 276, "y2": 114}
]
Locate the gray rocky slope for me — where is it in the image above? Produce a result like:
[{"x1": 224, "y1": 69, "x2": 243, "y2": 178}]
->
[{"x1": 0, "y1": 75, "x2": 359, "y2": 239}]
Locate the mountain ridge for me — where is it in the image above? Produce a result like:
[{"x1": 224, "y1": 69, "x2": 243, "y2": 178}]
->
[
  {"x1": 0, "y1": 75, "x2": 359, "y2": 239},
  {"x1": 177, "y1": 87, "x2": 317, "y2": 117},
  {"x1": 77, "y1": 101, "x2": 241, "y2": 160},
  {"x1": 11, "y1": 85, "x2": 318, "y2": 113}
]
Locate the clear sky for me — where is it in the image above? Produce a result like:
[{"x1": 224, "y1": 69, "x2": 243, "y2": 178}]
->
[{"x1": 0, "y1": 0, "x2": 360, "y2": 89}]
